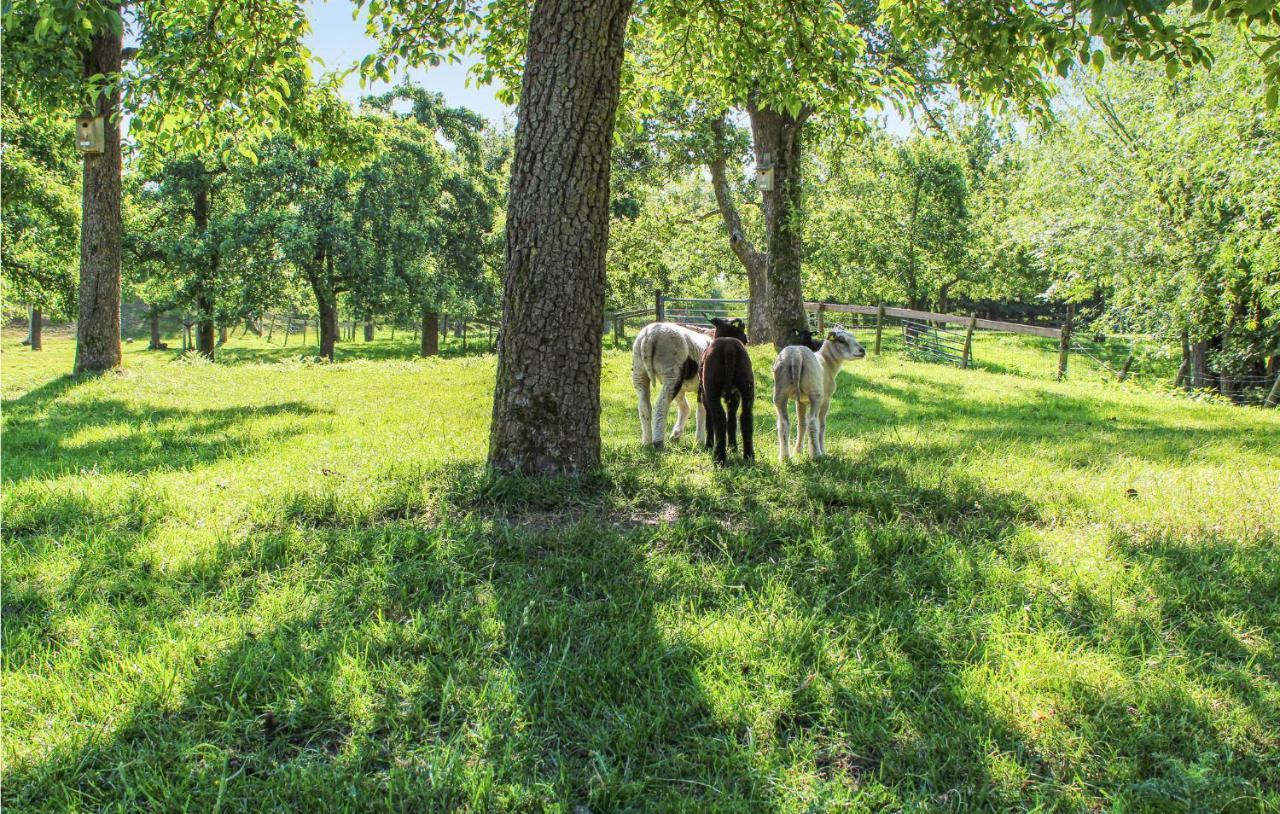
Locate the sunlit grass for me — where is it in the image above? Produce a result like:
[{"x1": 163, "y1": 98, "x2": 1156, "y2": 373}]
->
[{"x1": 3, "y1": 327, "x2": 1277, "y2": 812}]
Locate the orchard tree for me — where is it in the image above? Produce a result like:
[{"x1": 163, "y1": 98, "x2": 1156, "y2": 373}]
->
[
  {"x1": 358, "y1": 87, "x2": 503, "y2": 357},
  {"x1": 243, "y1": 86, "x2": 498, "y2": 361},
  {"x1": 126, "y1": 153, "x2": 291, "y2": 358},
  {"x1": 3, "y1": 0, "x2": 312, "y2": 373},
  {"x1": 1011, "y1": 23, "x2": 1279, "y2": 392},
  {"x1": 1, "y1": 100, "x2": 80, "y2": 351},
  {"x1": 806, "y1": 132, "x2": 970, "y2": 312}
]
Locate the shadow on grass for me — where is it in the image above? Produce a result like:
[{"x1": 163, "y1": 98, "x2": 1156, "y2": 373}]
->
[
  {"x1": 5, "y1": 448, "x2": 1276, "y2": 809},
  {"x1": 1, "y1": 397, "x2": 322, "y2": 484},
  {"x1": 832, "y1": 369, "x2": 1274, "y2": 468}
]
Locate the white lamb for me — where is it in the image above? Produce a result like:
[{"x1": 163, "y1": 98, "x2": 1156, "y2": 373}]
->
[
  {"x1": 632, "y1": 322, "x2": 712, "y2": 448},
  {"x1": 772, "y1": 329, "x2": 866, "y2": 460}
]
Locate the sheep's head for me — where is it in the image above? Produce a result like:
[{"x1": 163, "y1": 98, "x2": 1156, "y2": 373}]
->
[
  {"x1": 825, "y1": 329, "x2": 866, "y2": 360},
  {"x1": 710, "y1": 317, "x2": 748, "y2": 343},
  {"x1": 784, "y1": 328, "x2": 823, "y2": 352}
]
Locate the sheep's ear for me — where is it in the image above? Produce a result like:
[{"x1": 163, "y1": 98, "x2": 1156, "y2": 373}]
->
[{"x1": 731, "y1": 318, "x2": 744, "y2": 328}]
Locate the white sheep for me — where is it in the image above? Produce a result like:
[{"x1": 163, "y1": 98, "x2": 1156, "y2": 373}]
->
[
  {"x1": 632, "y1": 322, "x2": 711, "y2": 448},
  {"x1": 772, "y1": 329, "x2": 866, "y2": 460}
]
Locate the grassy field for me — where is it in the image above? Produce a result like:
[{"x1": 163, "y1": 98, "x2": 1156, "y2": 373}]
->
[{"x1": 3, "y1": 327, "x2": 1278, "y2": 812}]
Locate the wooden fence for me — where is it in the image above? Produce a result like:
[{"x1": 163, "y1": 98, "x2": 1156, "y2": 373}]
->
[{"x1": 651, "y1": 292, "x2": 1075, "y2": 379}]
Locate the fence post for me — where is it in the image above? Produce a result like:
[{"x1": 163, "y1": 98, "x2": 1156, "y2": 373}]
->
[
  {"x1": 961, "y1": 315, "x2": 977, "y2": 369},
  {"x1": 816, "y1": 303, "x2": 826, "y2": 334},
  {"x1": 874, "y1": 303, "x2": 885, "y2": 355},
  {"x1": 1265, "y1": 371, "x2": 1280, "y2": 408},
  {"x1": 302, "y1": 318, "x2": 308, "y2": 347},
  {"x1": 1057, "y1": 305, "x2": 1073, "y2": 381},
  {"x1": 655, "y1": 290, "x2": 665, "y2": 322},
  {"x1": 266, "y1": 314, "x2": 276, "y2": 343}
]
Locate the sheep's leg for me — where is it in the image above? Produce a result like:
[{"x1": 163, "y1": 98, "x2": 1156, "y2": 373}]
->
[
  {"x1": 807, "y1": 391, "x2": 824, "y2": 457},
  {"x1": 695, "y1": 399, "x2": 707, "y2": 446},
  {"x1": 816, "y1": 398, "x2": 831, "y2": 457},
  {"x1": 774, "y1": 396, "x2": 791, "y2": 462},
  {"x1": 706, "y1": 397, "x2": 728, "y2": 465},
  {"x1": 634, "y1": 372, "x2": 653, "y2": 446},
  {"x1": 795, "y1": 399, "x2": 809, "y2": 455},
  {"x1": 670, "y1": 390, "x2": 691, "y2": 442},
  {"x1": 651, "y1": 376, "x2": 677, "y2": 450},
  {"x1": 725, "y1": 391, "x2": 740, "y2": 454},
  {"x1": 740, "y1": 397, "x2": 754, "y2": 462}
]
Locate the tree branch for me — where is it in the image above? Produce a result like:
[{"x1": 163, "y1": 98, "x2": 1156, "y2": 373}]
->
[{"x1": 708, "y1": 114, "x2": 767, "y2": 276}]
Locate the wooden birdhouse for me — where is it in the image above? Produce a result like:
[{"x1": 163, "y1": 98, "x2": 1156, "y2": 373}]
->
[{"x1": 75, "y1": 115, "x2": 104, "y2": 154}]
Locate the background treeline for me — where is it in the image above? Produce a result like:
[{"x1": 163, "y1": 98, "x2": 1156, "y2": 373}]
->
[
  {"x1": 605, "y1": 23, "x2": 1277, "y2": 385},
  {"x1": 4, "y1": 81, "x2": 510, "y2": 361},
  {"x1": 5, "y1": 24, "x2": 1276, "y2": 380}
]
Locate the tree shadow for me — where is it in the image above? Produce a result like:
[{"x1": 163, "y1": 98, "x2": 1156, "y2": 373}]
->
[
  {"x1": 834, "y1": 370, "x2": 1274, "y2": 468},
  {"x1": 1, "y1": 398, "x2": 322, "y2": 484},
  {"x1": 4, "y1": 466, "x2": 771, "y2": 811},
  {"x1": 6, "y1": 409, "x2": 1276, "y2": 809}
]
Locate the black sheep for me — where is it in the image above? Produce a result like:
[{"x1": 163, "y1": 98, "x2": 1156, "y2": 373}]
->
[
  {"x1": 700, "y1": 317, "x2": 755, "y2": 465},
  {"x1": 784, "y1": 328, "x2": 824, "y2": 352}
]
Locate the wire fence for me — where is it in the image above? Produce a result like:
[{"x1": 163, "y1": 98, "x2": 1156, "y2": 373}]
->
[{"x1": 645, "y1": 292, "x2": 1277, "y2": 408}]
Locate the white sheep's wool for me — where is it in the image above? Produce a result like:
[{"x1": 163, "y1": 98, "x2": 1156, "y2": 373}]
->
[{"x1": 631, "y1": 322, "x2": 711, "y2": 448}]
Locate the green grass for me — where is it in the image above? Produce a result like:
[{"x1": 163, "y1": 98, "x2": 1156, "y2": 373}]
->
[{"x1": 3, "y1": 327, "x2": 1278, "y2": 812}]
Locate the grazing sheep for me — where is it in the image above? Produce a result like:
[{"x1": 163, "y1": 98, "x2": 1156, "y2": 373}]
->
[
  {"x1": 700, "y1": 317, "x2": 755, "y2": 465},
  {"x1": 632, "y1": 321, "x2": 712, "y2": 448},
  {"x1": 772, "y1": 329, "x2": 865, "y2": 460}
]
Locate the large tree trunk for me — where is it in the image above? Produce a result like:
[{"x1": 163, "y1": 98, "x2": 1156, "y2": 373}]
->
[
  {"x1": 364, "y1": 319, "x2": 374, "y2": 341},
  {"x1": 318, "y1": 298, "x2": 338, "y2": 361},
  {"x1": 148, "y1": 313, "x2": 165, "y2": 350},
  {"x1": 488, "y1": 0, "x2": 633, "y2": 475},
  {"x1": 748, "y1": 102, "x2": 810, "y2": 350},
  {"x1": 25, "y1": 306, "x2": 43, "y2": 351},
  {"x1": 420, "y1": 306, "x2": 439, "y2": 357},
  {"x1": 74, "y1": 28, "x2": 124, "y2": 374},
  {"x1": 708, "y1": 116, "x2": 770, "y2": 345}
]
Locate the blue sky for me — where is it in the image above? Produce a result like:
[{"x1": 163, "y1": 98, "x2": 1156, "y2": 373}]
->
[
  {"x1": 305, "y1": 1, "x2": 916, "y2": 137},
  {"x1": 304, "y1": 0, "x2": 514, "y2": 125}
]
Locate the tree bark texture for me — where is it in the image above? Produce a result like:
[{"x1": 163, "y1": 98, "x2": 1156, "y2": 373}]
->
[
  {"x1": 708, "y1": 116, "x2": 770, "y2": 346},
  {"x1": 487, "y1": 0, "x2": 633, "y2": 475},
  {"x1": 74, "y1": 28, "x2": 124, "y2": 374},
  {"x1": 420, "y1": 306, "x2": 439, "y2": 357},
  {"x1": 748, "y1": 102, "x2": 810, "y2": 350}
]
